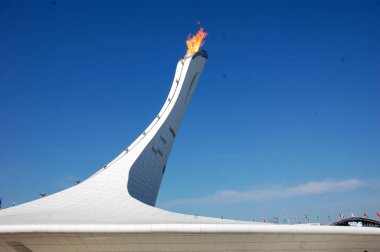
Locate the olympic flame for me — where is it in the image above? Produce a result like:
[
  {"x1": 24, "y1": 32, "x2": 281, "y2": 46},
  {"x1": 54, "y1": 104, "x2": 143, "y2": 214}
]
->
[{"x1": 186, "y1": 27, "x2": 208, "y2": 55}]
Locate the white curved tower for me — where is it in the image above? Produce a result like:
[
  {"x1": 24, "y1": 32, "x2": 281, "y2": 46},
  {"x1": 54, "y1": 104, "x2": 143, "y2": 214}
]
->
[
  {"x1": 0, "y1": 50, "x2": 225, "y2": 225},
  {"x1": 0, "y1": 50, "x2": 379, "y2": 252},
  {"x1": 126, "y1": 50, "x2": 208, "y2": 206}
]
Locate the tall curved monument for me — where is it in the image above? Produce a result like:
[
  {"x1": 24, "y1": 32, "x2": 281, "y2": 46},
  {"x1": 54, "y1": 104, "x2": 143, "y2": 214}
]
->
[{"x1": 1, "y1": 32, "x2": 380, "y2": 251}]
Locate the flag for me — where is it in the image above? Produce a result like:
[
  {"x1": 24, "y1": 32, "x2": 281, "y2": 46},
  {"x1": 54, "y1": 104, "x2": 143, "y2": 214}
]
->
[
  {"x1": 364, "y1": 212, "x2": 369, "y2": 218},
  {"x1": 294, "y1": 215, "x2": 299, "y2": 224},
  {"x1": 339, "y1": 213, "x2": 344, "y2": 219},
  {"x1": 377, "y1": 212, "x2": 380, "y2": 218}
]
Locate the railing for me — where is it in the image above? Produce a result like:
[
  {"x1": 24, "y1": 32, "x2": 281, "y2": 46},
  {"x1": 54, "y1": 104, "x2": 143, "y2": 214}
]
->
[{"x1": 88, "y1": 59, "x2": 187, "y2": 178}]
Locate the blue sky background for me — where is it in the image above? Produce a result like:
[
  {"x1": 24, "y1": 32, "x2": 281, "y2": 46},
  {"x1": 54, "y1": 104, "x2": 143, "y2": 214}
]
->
[{"x1": 0, "y1": 0, "x2": 379, "y2": 224}]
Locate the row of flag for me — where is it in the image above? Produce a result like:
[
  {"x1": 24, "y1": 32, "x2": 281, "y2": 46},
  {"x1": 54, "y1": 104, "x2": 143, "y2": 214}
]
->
[
  {"x1": 1, "y1": 196, "x2": 380, "y2": 223},
  {"x1": 339, "y1": 212, "x2": 380, "y2": 219},
  {"x1": 261, "y1": 212, "x2": 380, "y2": 224}
]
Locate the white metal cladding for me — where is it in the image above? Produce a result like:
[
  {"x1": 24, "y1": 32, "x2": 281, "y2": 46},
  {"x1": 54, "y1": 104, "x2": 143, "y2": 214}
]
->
[
  {"x1": 127, "y1": 52, "x2": 205, "y2": 206},
  {"x1": 0, "y1": 224, "x2": 380, "y2": 251}
]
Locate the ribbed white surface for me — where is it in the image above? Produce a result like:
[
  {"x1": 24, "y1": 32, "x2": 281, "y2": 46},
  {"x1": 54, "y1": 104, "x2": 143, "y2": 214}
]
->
[{"x1": 1, "y1": 223, "x2": 380, "y2": 235}]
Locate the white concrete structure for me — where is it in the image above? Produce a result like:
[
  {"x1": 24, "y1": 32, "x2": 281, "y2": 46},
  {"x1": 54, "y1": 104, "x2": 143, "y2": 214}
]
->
[{"x1": 0, "y1": 50, "x2": 379, "y2": 251}]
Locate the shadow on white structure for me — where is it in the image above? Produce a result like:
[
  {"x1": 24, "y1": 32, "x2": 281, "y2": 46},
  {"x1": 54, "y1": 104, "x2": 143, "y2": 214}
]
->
[{"x1": 0, "y1": 51, "x2": 379, "y2": 251}]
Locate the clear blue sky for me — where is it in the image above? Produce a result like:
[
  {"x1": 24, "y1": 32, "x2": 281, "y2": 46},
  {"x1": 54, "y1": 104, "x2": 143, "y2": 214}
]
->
[{"x1": 0, "y1": 0, "x2": 379, "y2": 224}]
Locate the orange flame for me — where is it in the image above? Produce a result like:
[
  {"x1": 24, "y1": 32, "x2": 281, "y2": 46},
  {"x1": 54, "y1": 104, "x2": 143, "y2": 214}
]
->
[{"x1": 186, "y1": 27, "x2": 208, "y2": 55}]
